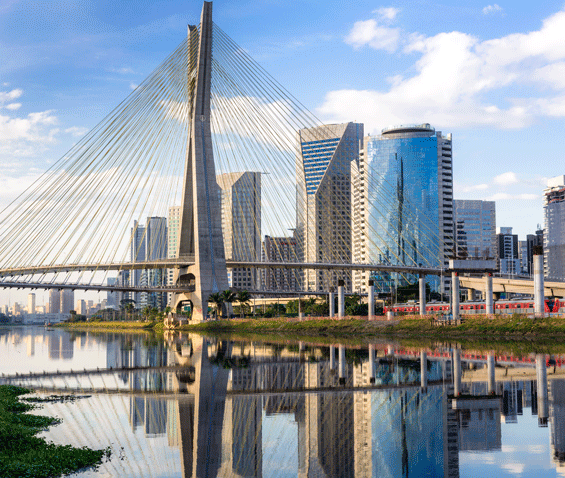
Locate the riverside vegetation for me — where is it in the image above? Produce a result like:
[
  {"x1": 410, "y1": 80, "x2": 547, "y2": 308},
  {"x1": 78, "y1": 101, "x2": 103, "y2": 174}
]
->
[{"x1": 0, "y1": 385, "x2": 109, "y2": 478}]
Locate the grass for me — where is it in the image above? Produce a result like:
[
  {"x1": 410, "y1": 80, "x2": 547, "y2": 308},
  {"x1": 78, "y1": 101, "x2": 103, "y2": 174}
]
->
[{"x1": 0, "y1": 385, "x2": 109, "y2": 478}]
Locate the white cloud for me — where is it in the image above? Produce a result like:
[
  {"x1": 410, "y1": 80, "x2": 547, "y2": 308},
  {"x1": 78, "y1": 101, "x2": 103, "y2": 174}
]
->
[
  {"x1": 373, "y1": 7, "x2": 400, "y2": 22},
  {"x1": 501, "y1": 463, "x2": 525, "y2": 474},
  {"x1": 454, "y1": 182, "x2": 489, "y2": 193},
  {"x1": 129, "y1": 82, "x2": 138, "y2": 90},
  {"x1": 111, "y1": 67, "x2": 135, "y2": 74},
  {"x1": 64, "y1": 126, "x2": 89, "y2": 137},
  {"x1": 5, "y1": 103, "x2": 21, "y2": 111},
  {"x1": 494, "y1": 171, "x2": 519, "y2": 186},
  {"x1": 345, "y1": 7, "x2": 401, "y2": 52},
  {"x1": 483, "y1": 4, "x2": 503, "y2": 15},
  {"x1": 0, "y1": 89, "x2": 22, "y2": 104},
  {"x1": 328, "y1": 7, "x2": 565, "y2": 129}
]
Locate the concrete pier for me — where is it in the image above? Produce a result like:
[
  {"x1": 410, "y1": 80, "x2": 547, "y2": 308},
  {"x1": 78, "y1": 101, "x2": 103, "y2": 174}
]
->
[
  {"x1": 368, "y1": 280, "x2": 375, "y2": 320},
  {"x1": 485, "y1": 273, "x2": 493, "y2": 315},
  {"x1": 337, "y1": 280, "x2": 345, "y2": 319},
  {"x1": 419, "y1": 275, "x2": 426, "y2": 316},
  {"x1": 329, "y1": 345, "x2": 336, "y2": 371},
  {"x1": 534, "y1": 254, "x2": 545, "y2": 317},
  {"x1": 369, "y1": 345, "x2": 376, "y2": 384},
  {"x1": 328, "y1": 291, "x2": 334, "y2": 318},
  {"x1": 452, "y1": 272, "x2": 460, "y2": 319}
]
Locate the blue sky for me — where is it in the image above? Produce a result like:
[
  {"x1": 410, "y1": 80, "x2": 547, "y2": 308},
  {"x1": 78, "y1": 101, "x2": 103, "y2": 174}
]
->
[{"x1": 1, "y1": 0, "x2": 565, "y2": 303}]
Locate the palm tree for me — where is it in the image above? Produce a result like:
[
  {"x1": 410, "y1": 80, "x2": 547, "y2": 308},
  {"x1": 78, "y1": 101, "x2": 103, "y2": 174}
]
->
[
  {"x1": 221, "y1": 289, "x2": 236, "y2": 318},
  {"x1": 236, "y1": 290, "x2": 251, "y2": 318},
  {"x1": 208, "y1": 292, "x2": 223, "y2": 319}
]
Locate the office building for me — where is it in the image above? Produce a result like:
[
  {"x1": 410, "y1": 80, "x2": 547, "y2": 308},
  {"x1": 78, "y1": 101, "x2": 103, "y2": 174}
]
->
[
  {"x1": 106, "y1": 277, "x2": 119, "y2": 309},
  {"x1": 60, "y1": 289, "x2": 74, "y2": 315},
  {"x1": 352, "y1": 124, "x2": 453, "y2": 294},
  {"x1": 453, "y1": 200, "x2": 496, "y2": 259},
  {"x1": 130, "y1": 220, "x2": 146, "y2": 307},
  {"x1": 544, "y1": 175, "x2": 565, "y2": 279},
  {"x1": 497, "y1": 227, "x2": 520, "y2": 275},
  {"x1": 167, "y1": 206, "x2": 181, "y2": 304},
  {"x1": 297, "y1": 122, "x2": 363, "y2": 292},
  {"x1": 27, "y1": 293, "x2": 35, "y2": 315},
  {"x1": 75, "y1": 299, "x2": 86, "y2": 316},
  {"x1": 525, "y1": 228, "x2": 544, "y2": 275},
  {"x1": 261, "y1": 235, "x2": 299, "y2": 291},
  {"x1": 49, "y1": 289, "x2": 61, "y2": 314},
  {"x1": 217, "y1": 172, "x2": 261, "y2": 290}
]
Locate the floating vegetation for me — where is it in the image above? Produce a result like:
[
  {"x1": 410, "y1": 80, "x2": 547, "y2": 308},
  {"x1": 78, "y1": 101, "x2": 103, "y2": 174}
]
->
[
  {"x1": 23, "y1": 394, "x2": 92, "y2": 404},
  {"x1": 0, "y1": 385, "x2": 110, "y2": 478}
]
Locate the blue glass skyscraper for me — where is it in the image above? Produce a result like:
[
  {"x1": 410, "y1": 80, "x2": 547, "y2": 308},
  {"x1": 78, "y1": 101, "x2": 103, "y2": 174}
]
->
[{"x1": 352, "y1": 124, "x2": 453, "y2": 294}]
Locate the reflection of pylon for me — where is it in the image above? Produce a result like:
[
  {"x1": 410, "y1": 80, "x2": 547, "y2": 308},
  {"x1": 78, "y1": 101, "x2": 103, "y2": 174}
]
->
[{"x1": 172, "y1": 2, "x2": 228, "y2": 322}]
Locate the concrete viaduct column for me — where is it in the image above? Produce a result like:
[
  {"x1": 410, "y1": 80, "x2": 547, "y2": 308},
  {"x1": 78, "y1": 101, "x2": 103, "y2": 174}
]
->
[
  {"x1": 485, "y1": 273, "x2": 493, "y2": 315},
  {"x1": 369, "y1": 344, "x2": 376, "y2": 384},
  {"x1": 337, "y1": 280, "x2": 345, "y2": 319},
  {"x1": 338, "y1": 345, "x2": 346, "y2": 384},
  {"x1": 453, "y1": 348, "x2": 462, "y2": 397},
  {"x1": 452, "y1": 272, "x2": 460, "y2": 320},
  {"x1": 420, "y1": 350, "x2": 427, "y2": 390},
  {"x1": 328, "y1": 290, "x2": 334, "y2": 318},
  {"x1": 368, "y1": 280, "x2": 375, "y2": 320},
  {"x1": 536, "y1": 354, "x2": 549, "y2": 426},
  {"x1": 534, "y1": 253, "x2": 545, "y2": 317},
  {"x1": 487, "y1": 353, "x2": 496, "y2": 395},
  {"x1": 329, "y1": 345, "x2": 336, "y2": 371},
  {"x1": 419, "y1": 274, "x2": 426, "y2": 316}
]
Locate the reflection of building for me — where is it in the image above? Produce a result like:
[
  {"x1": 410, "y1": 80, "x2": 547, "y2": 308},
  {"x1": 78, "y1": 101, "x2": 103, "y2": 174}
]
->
[
  {"x1": 353, "y1": 124, "x2": 453, "y2": 294},
  {"x1": 452, "y1": 397, "x2": 501, "y2": 451},
  {"x1": 47, "y1": 332, "x2": 73, "y2": 360},
  {"x1": 549, "y1": 379, "x2": 565, "y2": 466},
  {"x1": 129, "y1": 396, "x2": 167, "y2": 436},
  {"x1": 218, "y1": 172, "x2": 261, "y2": 291},
  {"x1": 297, "y1": 122, "x2": 363, "y2": 292}
]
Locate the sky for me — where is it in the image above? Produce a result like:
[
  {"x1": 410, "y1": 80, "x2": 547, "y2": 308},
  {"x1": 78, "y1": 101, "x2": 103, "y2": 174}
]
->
[{"x1": 1, "y1": 0, "x2": 565, "y2": 305}]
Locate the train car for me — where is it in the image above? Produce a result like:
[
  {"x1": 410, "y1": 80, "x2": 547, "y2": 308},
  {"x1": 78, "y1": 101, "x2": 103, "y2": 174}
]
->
[{"x1": 385, "y1": 298, "x2": 565, "y2": 315}]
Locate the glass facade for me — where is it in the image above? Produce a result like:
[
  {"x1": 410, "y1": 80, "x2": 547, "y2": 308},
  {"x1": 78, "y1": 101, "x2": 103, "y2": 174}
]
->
[{"x1": 364, "y1": 134, "x2": 441, "y2": 290}]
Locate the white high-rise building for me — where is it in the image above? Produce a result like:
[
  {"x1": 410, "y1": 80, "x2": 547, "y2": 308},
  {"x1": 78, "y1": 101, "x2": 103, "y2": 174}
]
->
[
  {"x1": 453, "y1": 200, "x2": 496, "y2": 260},
  {"x1": 27, "y1": 293, "x2": 35, "y2": 315},
  {"x1": 60, "y1": 289, "x2": 74, "y2": 315},
  {"x1": 49, "y1": 289, "x2": 61, "y2": 314},
  {"x1": 544, "y1": 175, "x2": 565, "y2": 279},
  {"x1": 217, "y1": 172, "x2": 261, "y2": 290},
  {"x1": 297, "y1": 122, "x2": 363, "y2": 292},
  {"x1": 167, "y1": 206, "x2": 181, "y2": 304}
]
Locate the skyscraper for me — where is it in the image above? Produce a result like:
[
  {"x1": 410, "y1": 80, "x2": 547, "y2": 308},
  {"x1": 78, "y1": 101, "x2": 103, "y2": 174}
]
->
[
  {"x1": 217, "y1": 172, "x2": 261, "y2": 290},
  {"x1": 544, "y1": 175, "x2": 565, "y2": 279},
  {"x1": 352, "y1": 124, "x2": 453, "y2": 294},
  {"x1": 261, "y1": 235, "x2": 299, "y2": 291},
  {"x1": 297, "y1": 122, "x2": 363, "y2": 292},
  {"x1": 497, "y1": 227, "x2": 520, "y2": 275},
  {"x1": 60, "y1": 289, "x2": 74, "y2": 315},
  {"x1": 27, "y1": 293, "x2": 35, "y2": 315},
  {"x1": 49, "y1": 289, "x2": 61, "y2": 314},
  {"x1": 453, "y1": 200, "x2": 496, "y2": 260},
  {"x1": 167, "y1": 206, "x2": 181, "y2": 305}
]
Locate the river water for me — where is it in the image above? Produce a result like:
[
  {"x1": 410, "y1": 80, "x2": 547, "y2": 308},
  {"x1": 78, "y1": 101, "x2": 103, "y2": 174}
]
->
[{"x1": 1, "y1": 325, "x2": 564, "y2": 477}]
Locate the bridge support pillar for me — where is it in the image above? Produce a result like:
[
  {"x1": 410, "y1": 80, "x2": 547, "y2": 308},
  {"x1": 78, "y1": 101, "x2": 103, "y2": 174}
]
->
[
  {"x1": 487, "y1": 353, "x2": 496, "y2": 395},
  {"x1": 338, "y1": 345, "x2": 346, "y2": 384},
  {"x1": 451, "y1": 272, "x2": 460, "y2": 319},
  {"x1": 419, "y1": 274, "x2": 426, "y2": 316},
  {"x1": 536, "y1": 354, "x2": 549, "y2": 426},
  {"x1": 368, "y1": 280, "x2": 375, "y2": 320},
  {"x1": 337, "y1": 280, "x2": 345, "y2": 319},
  {"x1": 534, "y1": 253, "x2": 545, "y2": 317},
  {"x1": 328, "y1": 291, "x2": 334, "y2": 318},
  {"x1": 485, "y1": 273, "x2": 493, "y2": 315},
  {"x1": 453, "y1": 348, "x2": 462, "y2": 396},
  {"x1": 368, "y1": 344, "x2": 376, "y2": 383},
  {"x1": 329, "y1": 345, "x2": 336, "y2": 371},
  {"x1": 420, "y1": 350, "x2": 427, "y2": 390}
]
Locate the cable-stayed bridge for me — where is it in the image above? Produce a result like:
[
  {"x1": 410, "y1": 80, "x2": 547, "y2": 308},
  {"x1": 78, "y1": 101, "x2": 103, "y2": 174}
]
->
[{"x1": 2, "y1": 1, "x2": 554, "y2": 320}]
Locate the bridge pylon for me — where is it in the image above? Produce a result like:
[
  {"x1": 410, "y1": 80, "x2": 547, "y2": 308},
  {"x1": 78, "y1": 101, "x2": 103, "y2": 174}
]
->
[{"x1": 172, "y1": 1, "x2": 228, "y2": 322}]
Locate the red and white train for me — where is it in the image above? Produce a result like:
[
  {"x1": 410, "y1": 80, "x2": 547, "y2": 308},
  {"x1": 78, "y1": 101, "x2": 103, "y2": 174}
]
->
[{"x1": 385, "y1": 298, "x2": 565, "y2": 315}]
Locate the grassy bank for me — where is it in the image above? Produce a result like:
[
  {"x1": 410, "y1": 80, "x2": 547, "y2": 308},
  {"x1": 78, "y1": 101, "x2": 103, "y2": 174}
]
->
[
  {"x1": 58, "y1": 320, "x2": 158, "y2": 332},
  {"x1": 0, "y1": 385, "x2": 109, "y2": 478}
]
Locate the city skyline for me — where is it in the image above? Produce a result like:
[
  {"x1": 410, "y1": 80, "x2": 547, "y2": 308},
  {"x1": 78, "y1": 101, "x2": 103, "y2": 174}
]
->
[{"x1": 1, "y1": 1, "x2": 564, "y2": 305}]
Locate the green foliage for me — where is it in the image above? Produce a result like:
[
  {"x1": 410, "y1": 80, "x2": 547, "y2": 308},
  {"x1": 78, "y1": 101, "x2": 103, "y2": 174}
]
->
[{"x1": 0, "y1": 385, "x2": 109, "y2": 477}]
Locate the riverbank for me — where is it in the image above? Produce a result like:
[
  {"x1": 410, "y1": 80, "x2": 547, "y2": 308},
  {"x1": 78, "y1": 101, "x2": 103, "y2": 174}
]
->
[
  {"x1": 0, "y1": 385, "x2": 109, "y2": 477},
  {"x1": 58, "y1": 314, "x2": 565, "y2": 340}
]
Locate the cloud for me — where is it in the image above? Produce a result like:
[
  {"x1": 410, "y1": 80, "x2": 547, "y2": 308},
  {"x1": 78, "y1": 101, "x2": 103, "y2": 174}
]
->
[
  {"x1": 5, "y1": 103, "x2": 21, "y2": 111},
  {"x1": 64, "y1": 126, "x2": 89, "y2": 137},
  {"x1": 0, "y1": 89, "x2": 22, "y2": 104},
  {"x1": 327, "y1": 7, "x2": 565, "y2": 130},
  {"x1": 129, "y1": 82, "x2": 138, "y2": 90},
  {"x1": 494, "y1": 171, "x2": 519, "y2": 186},
  {"x1": 111, "y1": 67, "x2": 135, "y2": 75},
  {"x1": 483, "y1": 4, "x2": 503, "y2": 15},
  {"x1": 455, "y1": 182, "x2": 489, "y2": 193},
  {"x1": 345, "y1": 8, "x2": 401, "y2": 52}
]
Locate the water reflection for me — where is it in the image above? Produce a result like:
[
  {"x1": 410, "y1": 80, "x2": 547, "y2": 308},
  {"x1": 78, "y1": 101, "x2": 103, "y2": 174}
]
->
[{"x1": 3, "y1": 327, "x2": 565, "y2": 477}]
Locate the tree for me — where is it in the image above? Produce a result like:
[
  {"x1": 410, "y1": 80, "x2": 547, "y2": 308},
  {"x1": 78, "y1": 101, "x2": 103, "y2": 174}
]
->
[
  {"x1": 208, "y1": 292, "x2": 223, "y2": 318},
  {"x1": 221, "y1": 289, "x2": 236, "y2": 318},
  {"x1": 236, "y1": 290, "x2": 251, "y2": 318}
]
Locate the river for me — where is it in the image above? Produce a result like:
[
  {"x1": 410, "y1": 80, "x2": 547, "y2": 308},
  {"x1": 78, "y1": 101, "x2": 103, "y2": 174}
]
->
[{"x1": 1, "y1": 325, "x2": 564, "y2": 477}]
